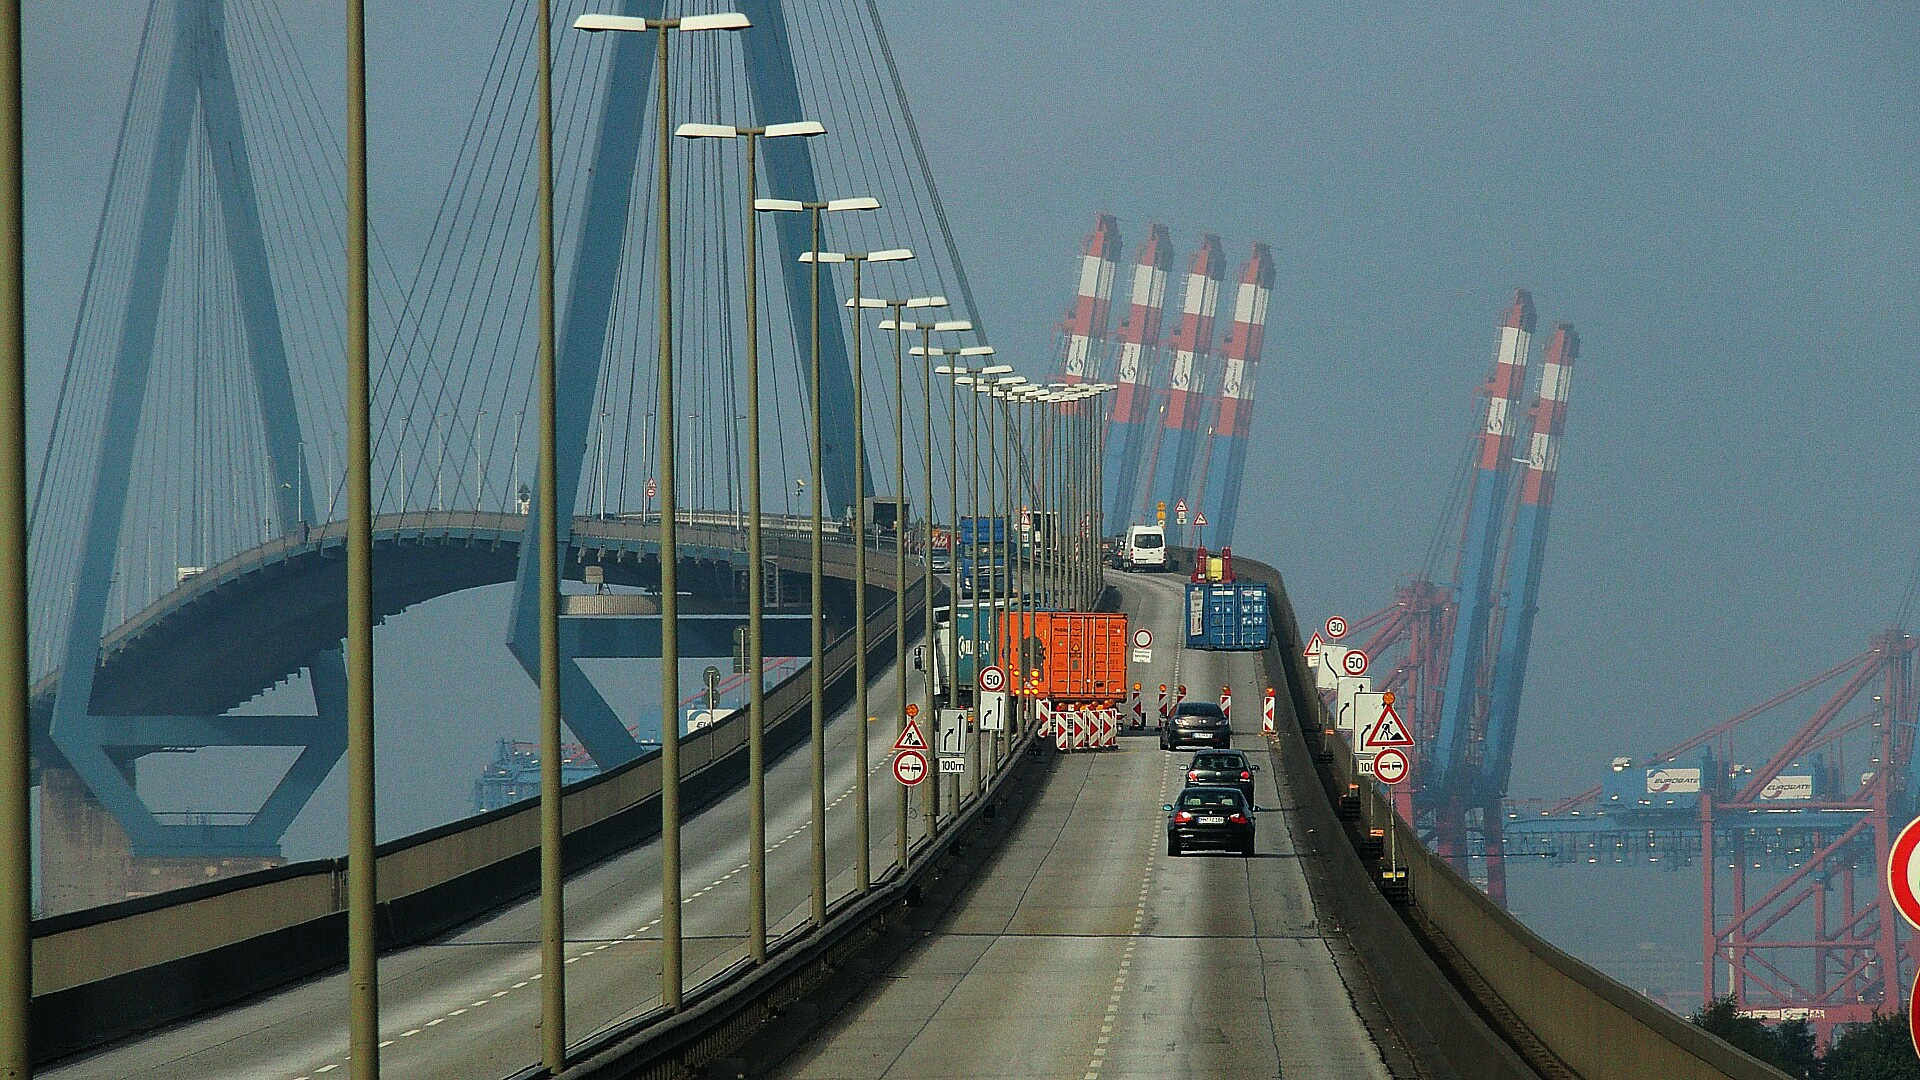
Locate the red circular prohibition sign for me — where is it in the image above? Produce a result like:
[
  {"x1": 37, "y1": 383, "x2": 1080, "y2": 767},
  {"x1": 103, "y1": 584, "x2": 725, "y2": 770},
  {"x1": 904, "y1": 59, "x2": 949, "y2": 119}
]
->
[{"x1": 1886, "y1": 816, "x2": 1920, "y2": 931}]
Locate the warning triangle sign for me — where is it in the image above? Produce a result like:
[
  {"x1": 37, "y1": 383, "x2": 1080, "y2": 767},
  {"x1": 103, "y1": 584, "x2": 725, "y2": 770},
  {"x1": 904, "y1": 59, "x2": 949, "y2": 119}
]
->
[
  {"x1": 1363, "y1": 703, "x2": 1413, "y2": 750},
  {"x1": 1195, "y1": 512, "x2": 1208, "y2": 526},
  {"x1": 1305, "y1": 632, "x2": 1324, "y2": 657},
  {"x1": 894, "y1": 719, "x2": 928, "y2": 751}
]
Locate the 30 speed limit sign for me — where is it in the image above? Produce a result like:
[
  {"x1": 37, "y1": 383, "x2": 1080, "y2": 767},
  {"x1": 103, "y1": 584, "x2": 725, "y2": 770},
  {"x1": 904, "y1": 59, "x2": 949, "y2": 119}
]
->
[
  {"x1": 978, "y1": 664, "x2": 1007, "y2": 694},
  {"x1": 1341, "y1": 648, "x2": 1370, "y2": 677},
  {"x1": 1325, "y1": 616, "x2": 1348, "y2": 640}
]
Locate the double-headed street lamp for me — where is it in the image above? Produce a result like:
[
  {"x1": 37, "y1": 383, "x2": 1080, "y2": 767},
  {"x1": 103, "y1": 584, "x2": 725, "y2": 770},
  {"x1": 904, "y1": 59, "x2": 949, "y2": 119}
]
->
[
  {"x1": 575, "y1": 6, "x2": 749, "y2": 1018},
  {"x1": 905, "y1": 336, "x2": 983, "y2": 835},
  {"x1": 805, "y1": 246, "x2": 914, "y2": 896},
  {"x1": 674, "y1": 116, "x2": 823, "y2": 965},
  {"x1": 756, "y1": 194, "x2": 878, "y2": 927},
  {"x1": 864, "y1": 296, "x2": 948, "y2": 868},
  {"x1": 940, "y1": 359, "x2": 1011, "y2": 804}
]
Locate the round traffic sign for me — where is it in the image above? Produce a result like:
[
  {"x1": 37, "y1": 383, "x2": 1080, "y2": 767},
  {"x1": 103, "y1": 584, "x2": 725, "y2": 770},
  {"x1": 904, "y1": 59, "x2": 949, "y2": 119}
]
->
[
  {"x1": 1133, "y1": 627, "x2": 1152, "y2": 649},
  {"x1": 1326, "y1": 616, "x2": 1348, "y2": 639},
  {"x1": 1911, "y1": 970, "x2": 1920, "y2": 1060},
  {"x1": 1341, "y1": 648, "x2": 1370, "y2": 677},
  {"x1": 1888, "y1": 817, "x2": 1920, "y2": 930},
  {"x1": 893, "y1": 749, "x2": 928, "y2": 786},
  {"x1": 1374, "y1": 747, "x2": 1409, "y2": 786},
  {"x1": 979, "y1": 665, "x2": 1006, "y2": 693}
]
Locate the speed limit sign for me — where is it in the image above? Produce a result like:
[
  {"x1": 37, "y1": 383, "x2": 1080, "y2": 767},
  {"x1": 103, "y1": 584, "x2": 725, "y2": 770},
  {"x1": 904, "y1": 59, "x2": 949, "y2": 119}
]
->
[
  {"x1": 1341, "y1": 648, "x2": 1370, "y2": 677},
  {"x1": 1325, "y1": 616, "x2": 1348, "y2": 640},
  {"x1": 979, "y1": 665, "x2": 1006, "y2": 694}
]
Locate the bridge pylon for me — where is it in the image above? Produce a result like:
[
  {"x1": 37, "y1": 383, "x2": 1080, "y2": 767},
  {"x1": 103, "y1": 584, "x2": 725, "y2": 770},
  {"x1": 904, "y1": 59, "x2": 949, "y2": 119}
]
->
[{"x1": 43, "y1": 0, "x2": 343, "y2": 870}]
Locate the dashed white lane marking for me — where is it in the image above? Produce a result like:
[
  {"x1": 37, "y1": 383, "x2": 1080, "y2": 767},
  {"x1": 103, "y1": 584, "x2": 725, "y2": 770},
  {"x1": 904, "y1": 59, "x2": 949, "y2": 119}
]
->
[
  {"x1": 283, "y1": 767, "x2": 891, "y2": 1079},
  {"x1": 1087, "y1": 754, "x2": 1166, "y2": 1078}
]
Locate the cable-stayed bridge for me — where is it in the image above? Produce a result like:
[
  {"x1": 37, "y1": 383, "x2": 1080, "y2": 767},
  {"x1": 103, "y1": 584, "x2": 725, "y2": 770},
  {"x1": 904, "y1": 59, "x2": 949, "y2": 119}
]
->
[{"x1": 11, "y1": 3, "x2": 1806, "y2": 1080}]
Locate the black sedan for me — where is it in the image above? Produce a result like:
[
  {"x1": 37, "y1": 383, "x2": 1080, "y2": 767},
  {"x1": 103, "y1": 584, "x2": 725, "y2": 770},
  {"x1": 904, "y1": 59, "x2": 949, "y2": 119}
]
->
[
  {"x1": 1161, "y1": 701, "x2": 1233, "y2": 751},
  {"x1": 1164, "y1": 785, "x2": 1255, "y2": 856},
  {"x1": 1186, "y1": 749, "x2": 1258, "y2": 801}
]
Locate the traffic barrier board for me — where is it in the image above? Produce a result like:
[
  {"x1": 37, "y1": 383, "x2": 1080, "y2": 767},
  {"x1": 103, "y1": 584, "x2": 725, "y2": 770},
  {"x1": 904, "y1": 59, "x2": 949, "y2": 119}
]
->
[
  {"x1": 1262, "y1": 688, "x2": 1275, "y2": 734},
  {"x1": 1373, "y1": 747, "x2": 1410, "y2": 786},
  {"x1": 1219, "y1": 685, "x2": 1232, "y2": 722},
  {"x1": 893, "y1": 750, "x2": 927, "y2": 786}
]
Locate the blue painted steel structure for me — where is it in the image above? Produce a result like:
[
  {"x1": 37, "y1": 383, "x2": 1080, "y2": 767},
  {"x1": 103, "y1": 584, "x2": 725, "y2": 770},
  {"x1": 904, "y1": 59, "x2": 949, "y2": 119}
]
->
[
  {"x1": 48, "y1": 0, "x2": 342, "y2": 858},
  {"x1": 506, "y1": 0, "x2": 865, "y2": 769},
  {"x1": 1429, "y1": 290, "x2": 1534, "y2": 800}
]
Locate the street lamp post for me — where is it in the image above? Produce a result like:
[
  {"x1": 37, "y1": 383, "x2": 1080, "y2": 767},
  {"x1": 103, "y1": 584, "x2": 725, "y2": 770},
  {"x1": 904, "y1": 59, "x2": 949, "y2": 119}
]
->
[
  {"x1": 872, "y1": 298, "x2": 948, "y2": 869},
  {"x1": 675, "y1": 116, "x2": 823, "y2": 965},
  {"x1": 574, "y1": 7, "x2": 749, "y2": 1013},
  {"x1": 945, "y1": 361, "x2": 1010, "y2": 802},
  {"x1": 756, "y1": 194, "x2": 878, "y2": 926},
  {"x1": 808, "y1": 248, "x2": 914, "y2": 895}
]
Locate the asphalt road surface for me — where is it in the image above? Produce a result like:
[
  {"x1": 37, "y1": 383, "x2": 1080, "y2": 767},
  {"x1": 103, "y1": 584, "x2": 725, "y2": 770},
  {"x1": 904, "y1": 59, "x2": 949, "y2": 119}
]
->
[{"x1": 773, "y1": 572, "x2": 1403, "y2": 1079}]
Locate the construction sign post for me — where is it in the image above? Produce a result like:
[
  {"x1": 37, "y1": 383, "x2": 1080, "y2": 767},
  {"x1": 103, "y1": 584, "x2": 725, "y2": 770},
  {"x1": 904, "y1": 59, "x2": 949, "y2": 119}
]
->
[{"x1": 1262, "y1": 687, "x2": 1275, "y2": 734}]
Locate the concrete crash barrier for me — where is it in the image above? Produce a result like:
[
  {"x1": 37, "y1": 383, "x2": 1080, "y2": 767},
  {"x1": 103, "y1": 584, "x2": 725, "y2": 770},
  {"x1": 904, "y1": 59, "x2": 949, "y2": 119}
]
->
[
  {"x1": 30, "y1": 573, "x2": 925, "y2": 1066},
  {"x1": 1227, "y1": 552, "x2": 1790, "y2": 1080}
]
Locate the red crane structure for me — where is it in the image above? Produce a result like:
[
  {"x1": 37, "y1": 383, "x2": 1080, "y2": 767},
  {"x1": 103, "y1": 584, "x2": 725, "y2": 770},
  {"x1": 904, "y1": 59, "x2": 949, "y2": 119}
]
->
[{"x1": 1510, "y1": 631, "x2": 1920, "y2": 1044}]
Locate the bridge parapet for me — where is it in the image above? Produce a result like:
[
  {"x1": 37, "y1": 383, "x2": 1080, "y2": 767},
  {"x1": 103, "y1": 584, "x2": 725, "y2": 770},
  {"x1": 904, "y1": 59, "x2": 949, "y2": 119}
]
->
[{"x1": 1227, "y1": 552, "x2": 1792, "y2": 1080}]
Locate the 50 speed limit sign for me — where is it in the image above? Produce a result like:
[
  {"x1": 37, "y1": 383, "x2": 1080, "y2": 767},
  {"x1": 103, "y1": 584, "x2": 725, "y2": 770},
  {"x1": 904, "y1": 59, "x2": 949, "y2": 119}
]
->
[
  {"x1": 1341, "y1": 648, "x2": 1370, "y2": 677},
  {"x1": 978, "y1": 664, "x2": 1007, "y2": 694}
]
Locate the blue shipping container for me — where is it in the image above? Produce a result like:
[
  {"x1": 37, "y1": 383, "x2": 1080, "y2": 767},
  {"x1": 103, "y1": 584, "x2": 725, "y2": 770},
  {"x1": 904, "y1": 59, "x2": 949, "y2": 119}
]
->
[
  {"x1": 957, "y1": 516, "x2": 1007, "y2": 546},
  {"x1": 1184, "y1": 583, "x2": 1271, "y2": 651}
]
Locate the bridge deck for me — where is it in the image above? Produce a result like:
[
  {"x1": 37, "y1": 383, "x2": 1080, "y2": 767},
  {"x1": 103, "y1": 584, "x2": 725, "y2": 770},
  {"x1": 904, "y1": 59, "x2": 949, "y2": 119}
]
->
[
  {"x1": 44, "y1": 640, "x2": 925, "y2": 1080},
  {"x1": 774, "y1": 573, "x2": 1404, "y2": 1079}
]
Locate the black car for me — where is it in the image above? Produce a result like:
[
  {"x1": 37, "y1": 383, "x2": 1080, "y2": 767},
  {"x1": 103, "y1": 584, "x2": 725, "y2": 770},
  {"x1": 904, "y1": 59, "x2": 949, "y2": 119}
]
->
[
  {"x1": 1187, "y1": 749, "x2": 1258, "y2": 801},
  {"x1": 1161, "y1": 701, "x2": 1233, "y2": 750},
  {"x1": 1164, "y1": 785, "x2": 1255, "y2": 856}
]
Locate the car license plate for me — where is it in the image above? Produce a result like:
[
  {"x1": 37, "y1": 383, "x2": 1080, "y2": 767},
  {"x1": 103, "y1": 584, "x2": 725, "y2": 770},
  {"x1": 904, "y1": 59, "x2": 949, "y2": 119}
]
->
[{"x1": 1199, "y1": 815, "x2": 1225, "y2": 825}]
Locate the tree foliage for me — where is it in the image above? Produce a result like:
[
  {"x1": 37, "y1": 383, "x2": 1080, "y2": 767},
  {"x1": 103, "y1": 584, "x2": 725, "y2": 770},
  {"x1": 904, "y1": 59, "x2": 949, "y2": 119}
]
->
[{"x1": 1691, "y1": 998, "x2": 1920, "y2": 1080}]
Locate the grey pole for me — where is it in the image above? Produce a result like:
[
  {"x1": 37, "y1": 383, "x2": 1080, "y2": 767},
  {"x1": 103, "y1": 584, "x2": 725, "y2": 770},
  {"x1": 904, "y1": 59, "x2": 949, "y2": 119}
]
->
[
  {"x1": 968, "y1": 381, "x2": 983, "y2": 799},
  {"x1": 946, "y1": 369, "x2": 961, "y2": 814},
  {"x1": 344, "y1": 1, "x2": 379, "y2": 1074},
  {"x1": 807, "y1": 205, "x2": 826, "y2": 927},
  {"x1": 742, "y1": 131, "x2": 767, "y2": 964},
  {"x1": 653, "y1": 24, "x2": 684, "y2": 1013},
  {"x1": 920, "y1": 332, "x2": 939, "y2": 838},
  {"x1": 0, "y1": 0, "x2": 29, "y2": 1072},
  {"x1": 889, "y1": 307, "x2": 908, "y2": 870},
  {"x1": 535, "y1": 0, "x2": 566, "y2": 1065},
  {"x1": 848, "y1": 258, "x2": 869, "y2": 896}
]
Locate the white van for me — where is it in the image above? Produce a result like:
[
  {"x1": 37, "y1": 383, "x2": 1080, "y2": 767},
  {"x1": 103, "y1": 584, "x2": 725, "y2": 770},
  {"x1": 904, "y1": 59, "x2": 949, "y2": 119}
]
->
[{"x1": 1123, "y1": 525, "x2": 1167, "y2": 572}]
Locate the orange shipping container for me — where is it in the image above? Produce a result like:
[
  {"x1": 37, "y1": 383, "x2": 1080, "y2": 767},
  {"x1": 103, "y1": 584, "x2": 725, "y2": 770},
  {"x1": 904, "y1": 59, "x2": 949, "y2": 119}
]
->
[{"x1": 996, "y1": 611, "x2": 1129, "y2": 704}]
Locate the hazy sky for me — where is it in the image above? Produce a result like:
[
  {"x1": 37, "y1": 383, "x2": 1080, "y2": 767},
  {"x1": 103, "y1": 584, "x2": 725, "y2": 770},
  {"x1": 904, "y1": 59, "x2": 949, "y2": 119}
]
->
[{"x1": 20, "y1": 1, "x2": 1920, "y2": 864}]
